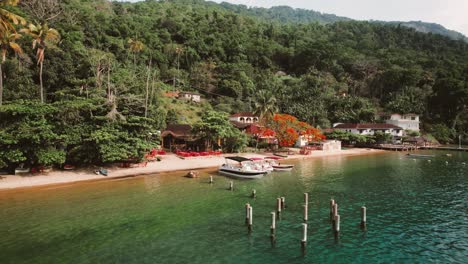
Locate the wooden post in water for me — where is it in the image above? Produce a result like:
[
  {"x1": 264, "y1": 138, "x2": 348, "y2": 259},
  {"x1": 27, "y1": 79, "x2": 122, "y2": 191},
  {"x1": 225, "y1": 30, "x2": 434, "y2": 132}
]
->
[
  {"x1": 252, "y1": 189, "x2": 256, "y2": 198},
  {"x1": 334, "y1": 215, "x2": 340, "y2": 238},
  {"x1": 330, "y1": 199, "x2": 335, "y2": 220},
  {"x1": 361, "y1": 206, "x2": 367, "y2": 229},
  {"x1": 248, "y1": 206, "x2": 253, "y2": 232},
  {"x1": 276, "y1": 197, "x2": 282, "y2": 218},
  {"x1": 301, "y1": 223, "x2": 308, "y2": 248},
  {"x1": 303, "y1": 203, "x2": 308, "y2": 222},
  {"x1": 332, "y1": 203, "x2": 338, "y2": 229},
  {"x1": 304, "y1": 193, "x2": 309, "y2": 206},
  {"x1": 281, "y1": 197, "x2": 286, "y2": 209},
  {"x1": 209, "y1": 176, "x2": 213, "y2": 184},
  {"x1": 271, "y1": 212, "x2": 276, "y2": 234},
  {"x1": 229, "y1": 181, "x2": 233, "y2": 191},
  {"x1": 245, "y1": 203, "x2": 250, "y2": 225}
]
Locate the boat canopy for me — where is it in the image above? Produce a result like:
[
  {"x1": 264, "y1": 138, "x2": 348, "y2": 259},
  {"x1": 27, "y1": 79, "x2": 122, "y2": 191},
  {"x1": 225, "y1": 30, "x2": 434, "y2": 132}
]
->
[{"x1": 225, "y1": 156, "x2": 252, "y2": 162}]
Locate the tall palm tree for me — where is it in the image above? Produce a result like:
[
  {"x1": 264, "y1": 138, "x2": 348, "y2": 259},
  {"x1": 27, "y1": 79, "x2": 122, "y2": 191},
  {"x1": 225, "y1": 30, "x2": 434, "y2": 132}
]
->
[
  {"x1": 0, "y1": 0, "x2": 26, "y2": 34},
  {"x1": 20, "y1": 22, "x2": 60, "y2": 103},
  {"x1": 128, "y1": 38, "x2": 144, "y2": 66},
  {"x1": 0, "y1": 31, "x2": 22, "y2": 105},
  {"x1": 253, "y1": 89, "x2": 278, "y2": 125}
]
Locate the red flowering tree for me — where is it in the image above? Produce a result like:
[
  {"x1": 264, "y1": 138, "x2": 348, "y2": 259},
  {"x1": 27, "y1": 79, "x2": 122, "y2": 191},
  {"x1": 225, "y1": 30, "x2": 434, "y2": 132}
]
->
[{"x1": 269, "y1": 114, "x2": 325, "y2": 147}]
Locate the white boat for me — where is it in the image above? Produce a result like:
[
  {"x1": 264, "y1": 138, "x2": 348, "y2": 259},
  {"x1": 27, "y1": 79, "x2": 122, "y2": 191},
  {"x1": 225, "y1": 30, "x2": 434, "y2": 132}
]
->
[
  {"x1": 249, "y1": 157, "x2": 274, "y2": 173},
  {"x1": 219, "y1": 156, "x2": 268, "y2": 179},
  {"x1": 265, "y1": 156, "x2": 295, "y2": 171}
]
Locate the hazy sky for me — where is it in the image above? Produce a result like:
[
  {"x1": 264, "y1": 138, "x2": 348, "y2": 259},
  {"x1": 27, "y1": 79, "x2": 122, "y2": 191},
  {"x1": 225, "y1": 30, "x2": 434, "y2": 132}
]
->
[{"x1": 123, "y1": 0, "x2": 468, "y2": 36}]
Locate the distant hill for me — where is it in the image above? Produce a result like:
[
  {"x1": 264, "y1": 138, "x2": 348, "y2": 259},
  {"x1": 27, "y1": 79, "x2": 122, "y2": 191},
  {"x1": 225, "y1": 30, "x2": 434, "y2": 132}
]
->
[{"x1": 216, "y1": 2, "x2": 467, "y2": 42}]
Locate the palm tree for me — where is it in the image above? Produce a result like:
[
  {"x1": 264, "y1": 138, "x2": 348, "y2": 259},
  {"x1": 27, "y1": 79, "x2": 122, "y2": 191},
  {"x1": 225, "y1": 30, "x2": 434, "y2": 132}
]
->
[
  {"x1": 253, "y1": 89, "x2": 278, "y2": 124},
  {"x1": 128, "y1": 38, "x2": 144, "y2": 66},
  {"x1": 0, "y1": 31, "x2": 22, "y2": 105},
  {"x1": 20, "y1": 23, "x2": 60, "y2": 103},
  {"x1": 0, "y1": 0, "x2": 26, "y2": 34}
]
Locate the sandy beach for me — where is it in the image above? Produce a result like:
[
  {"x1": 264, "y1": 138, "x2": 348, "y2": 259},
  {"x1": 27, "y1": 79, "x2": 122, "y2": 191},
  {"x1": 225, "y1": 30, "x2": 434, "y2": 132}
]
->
[{"x1": 0, "y1": 148, "x2": 386, "y2": 191}]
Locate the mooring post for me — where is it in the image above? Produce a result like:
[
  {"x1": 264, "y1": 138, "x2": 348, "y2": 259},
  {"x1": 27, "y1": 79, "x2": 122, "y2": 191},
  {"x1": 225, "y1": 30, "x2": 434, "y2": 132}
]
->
[
  {"x1": 304, "y1": 193, "x2": 309, "y2": 206},
  {"x1": 209, "y1": 176, "x2": 213, "y2": 184},
  {"x1": 276, "y1": 197, "x2": 282, "y2": 217},
  {"x1": 245, "y1": 203, "x2": 250, "y2": 225},
  {"x1": 248, "y1": 206, "x2": 253, "y2": 232},
  {"x1": 332, "y1": 203, "x2": 338, "y2": 229},
  {"x1": 271, "y1": 212, "x2": 276, "y2": 234},
  {"x1": 281, "y1": 197, "x2": 286, "y2": 209},
  {"x1": 252, "y1": 189, "x2": 256, "y2": 198},
  {"x1": 303, "y1": 203, "x2": 308, "y2": 222},
  {"x1": 330, "y1": 199, "x2": 335, "y2": 220},
  {"x1": 361, "y1": 206, "x2": 367, "y2": 229},
  {"x1": 334, "y1": 214, "x2": 340, "y2": 238},
  {"x1": 301, "y1": 223, "x2": 308, "y2": 248},
  {"x1": 229, "y1": 181, "x2": 233, "y2": 191}
]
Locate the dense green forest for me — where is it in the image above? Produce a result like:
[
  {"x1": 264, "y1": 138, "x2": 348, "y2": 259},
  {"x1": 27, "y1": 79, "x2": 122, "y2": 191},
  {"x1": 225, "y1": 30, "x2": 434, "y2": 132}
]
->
[{"x1": 0, "y1": 0, "x2": 467, "y2": 169}]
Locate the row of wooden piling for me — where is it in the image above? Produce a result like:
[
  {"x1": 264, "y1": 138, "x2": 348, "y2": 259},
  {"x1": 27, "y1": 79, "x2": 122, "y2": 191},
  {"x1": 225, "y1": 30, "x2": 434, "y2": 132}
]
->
[{"x1": 243, "y1": 192, "x2": 367, "y2": 248}]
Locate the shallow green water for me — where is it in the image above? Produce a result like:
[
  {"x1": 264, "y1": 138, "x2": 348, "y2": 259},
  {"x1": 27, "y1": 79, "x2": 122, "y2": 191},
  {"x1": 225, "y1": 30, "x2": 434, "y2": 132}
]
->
[{"x1": 0, "y1": 151, "x2": 467, "y2": 263}]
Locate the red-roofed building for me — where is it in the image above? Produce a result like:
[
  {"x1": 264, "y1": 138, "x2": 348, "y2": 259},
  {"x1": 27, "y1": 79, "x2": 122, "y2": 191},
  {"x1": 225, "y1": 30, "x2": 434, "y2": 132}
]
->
[{"x1": 333, "y1": 123, "x2": 403, "y2": 137}]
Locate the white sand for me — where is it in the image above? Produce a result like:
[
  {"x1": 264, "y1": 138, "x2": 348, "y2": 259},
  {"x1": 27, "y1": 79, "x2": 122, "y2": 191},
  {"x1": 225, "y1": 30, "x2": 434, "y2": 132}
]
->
[{"x1": 0, "y1": 148, "x2": 385, "y2": 190}]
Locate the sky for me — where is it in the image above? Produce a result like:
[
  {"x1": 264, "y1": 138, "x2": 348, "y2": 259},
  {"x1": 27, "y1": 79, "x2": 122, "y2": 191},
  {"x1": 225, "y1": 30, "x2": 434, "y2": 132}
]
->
[{"x1": 208, "y1": 0, "x2": 468, "y2": 36}]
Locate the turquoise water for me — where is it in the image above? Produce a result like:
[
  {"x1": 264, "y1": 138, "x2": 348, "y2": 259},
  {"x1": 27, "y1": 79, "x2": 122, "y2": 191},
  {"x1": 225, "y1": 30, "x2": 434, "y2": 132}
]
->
[{"x1": 0, "y1": 151, "x2": 467, "y2": 263}]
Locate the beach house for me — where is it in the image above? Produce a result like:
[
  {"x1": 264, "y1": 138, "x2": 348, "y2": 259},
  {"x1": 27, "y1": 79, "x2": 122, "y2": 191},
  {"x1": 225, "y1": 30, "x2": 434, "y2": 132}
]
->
[
  {"x1": 228, "y1": 112, "x2": 259, "y2": 124},
  {"x1": 333, "y1": 123, "x2": 403, "y2": 137},
  {"x1": 382, "y1": 113, "x2": 420, "y2": 132},
  {"x1": 161, "y1": 124, "x2": 205, "y2": 151}
]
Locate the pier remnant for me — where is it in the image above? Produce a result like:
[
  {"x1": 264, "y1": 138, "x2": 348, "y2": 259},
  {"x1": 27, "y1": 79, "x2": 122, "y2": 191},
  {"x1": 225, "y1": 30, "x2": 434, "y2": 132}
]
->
[
  {"x1": 271, "y1": 212, "x2": 276, "y2": 234},
  {"x1": 251, "y1": 189, "x2": 256, "y2": 198},
  {"x1": 301, "y1": 223, "x2": 308, "y2": 248},
  {"x1": 304, "y1": 193, "x2": 309, "y2": 206},
  {"x1": 209, "y1": 176, "x2": 213, "y2": 184},
  {"x1": 334, "y1": 215, "x2": 340, "y2": 238},
  {"x1": 229, "y1": 181, "x2": 233, "y2": 191},
  {"x1": 281, "y1": 197, "x2": 286, "y2": 209},
  {"x1": 248, "y1": 206, "x2": 253, "y2": 232},
  {"x1": 303, "y1": 203, "x2": 308, "y2": 222},
  {"x1": 361, "y1": 206, "x2": 367, "y2": 229},
  {"x1": 245, "y1": 203, "x2": 250, "y2": 224},
  {"x1": 276, "y1": 198, "x2": 282, "y2": 218},
  {"x1": 330, "y1": 199, "x2": 335, "y2": 220}
]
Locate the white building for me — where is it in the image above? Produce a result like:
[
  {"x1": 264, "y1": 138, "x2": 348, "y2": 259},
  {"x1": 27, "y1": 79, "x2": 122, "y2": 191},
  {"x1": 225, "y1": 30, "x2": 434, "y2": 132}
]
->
[
  {"x1": 384, "y1": 113, "x2": 420, "y2": 132},
  {"x1": 178, "y1": 92, "x2": 201, "y2": 103},
  {"x1": 229, "y1": 112, "x2": 259, "y2": 124},
  {"x1": 333, "y1": 123, "x2": 403, "y2": 137}
]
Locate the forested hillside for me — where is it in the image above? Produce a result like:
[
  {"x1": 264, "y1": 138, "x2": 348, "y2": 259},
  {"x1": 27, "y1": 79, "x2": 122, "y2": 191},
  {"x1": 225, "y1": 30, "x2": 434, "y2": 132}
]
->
[
  {"x1": 217, "y1": 2, "x2": 468, "y2": 41},
  {"x1": 0, "y1": 0, "x2": 467, "y2": 168}
]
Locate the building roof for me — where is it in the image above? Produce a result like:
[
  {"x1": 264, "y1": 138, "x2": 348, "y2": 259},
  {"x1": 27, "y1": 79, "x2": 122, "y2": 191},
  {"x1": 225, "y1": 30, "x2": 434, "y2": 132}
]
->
[
  {"x1": 164, "y1": 91, "x2": 179, "y2": 97},
  {"x1": 161, "y1": 124, "x2": 193, "y2": 138},
  {"x1": 230, "y1": 112, "x2": 258, "y2": 118},
  {"x1": 334, "y1": 123, "x2": 403, "y2": 129}
]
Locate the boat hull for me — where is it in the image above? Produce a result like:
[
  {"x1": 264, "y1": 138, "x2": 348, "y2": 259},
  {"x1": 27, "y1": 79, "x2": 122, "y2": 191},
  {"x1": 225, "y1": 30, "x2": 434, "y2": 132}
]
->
[
  {"x1": 272, "y1": 165, "x2": 294, "y2": 171},
  {"x1": 218, "y1": 169, "x2": 266, "y2": 179}
]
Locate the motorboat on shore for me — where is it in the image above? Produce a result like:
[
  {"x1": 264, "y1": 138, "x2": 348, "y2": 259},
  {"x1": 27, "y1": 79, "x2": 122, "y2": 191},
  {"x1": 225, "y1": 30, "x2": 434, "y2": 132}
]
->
[
  {"x1": 265, "y1": 156, "x2": 295, "y2": 171},
  {"x1": 249, "y1": 157, "x2": 273, "y2": 173},
  {"x1": 219, "y1": 156, "x2": 268, "y2": 179}
]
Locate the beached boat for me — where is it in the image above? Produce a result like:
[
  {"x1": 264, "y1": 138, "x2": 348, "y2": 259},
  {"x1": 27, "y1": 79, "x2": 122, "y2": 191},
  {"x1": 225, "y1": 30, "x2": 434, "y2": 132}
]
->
[
  {"x1": 249, "y1": 157, "x2": 274, "y2": 173},
  {"x1": 219, "y1": 156, "x2": 267, "y2": 179},
  {"x1": 14, "y1": 168, "x2": 30, "y2": 175},
  {"x1": 406, "y1": 153, "x2": 435, "y2": 159},
  {"x1": 265, "y1": 156, "x2": 295, "y2": 171},
  {"x1": 94, "y1": 168, "x2": 108, "y2": 176}
]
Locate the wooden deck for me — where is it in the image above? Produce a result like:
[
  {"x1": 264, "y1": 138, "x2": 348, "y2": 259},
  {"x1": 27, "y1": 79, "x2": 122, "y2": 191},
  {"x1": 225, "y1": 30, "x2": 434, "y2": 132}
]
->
[{"x1": 420, "y1": 146, "x2": 468, "y2": 152}]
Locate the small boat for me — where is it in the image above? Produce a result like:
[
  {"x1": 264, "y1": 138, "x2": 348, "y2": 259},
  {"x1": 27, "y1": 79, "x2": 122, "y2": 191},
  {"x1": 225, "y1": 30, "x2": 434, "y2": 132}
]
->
[
  {"x1": 94, "y1": 168, "x2": 108, "y2": 176},
  {"x1": 265, "y1": 156, "x2": 295, "y2": 171},
  {"x1": 219, "y1": 156, "x2": 267, "y2": 179},
  {"x1": 406, "y1": 154, "x2": 436, "y2": 159},
  {"x1": 273, "y1": 153, "x2": 288, "y2": 158},
  {"x1": 63, "y1": 164, "x2": 76, "y2": 170},
  {"x1": 186, "y1": 171, "x2": 199, "y2": 178},
  {"x1": 14, "y1": 167, "x2": 30, "y2": 175},
  {"x1": 249, "y1": 157, "x2": 273, "y2": 173}
]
